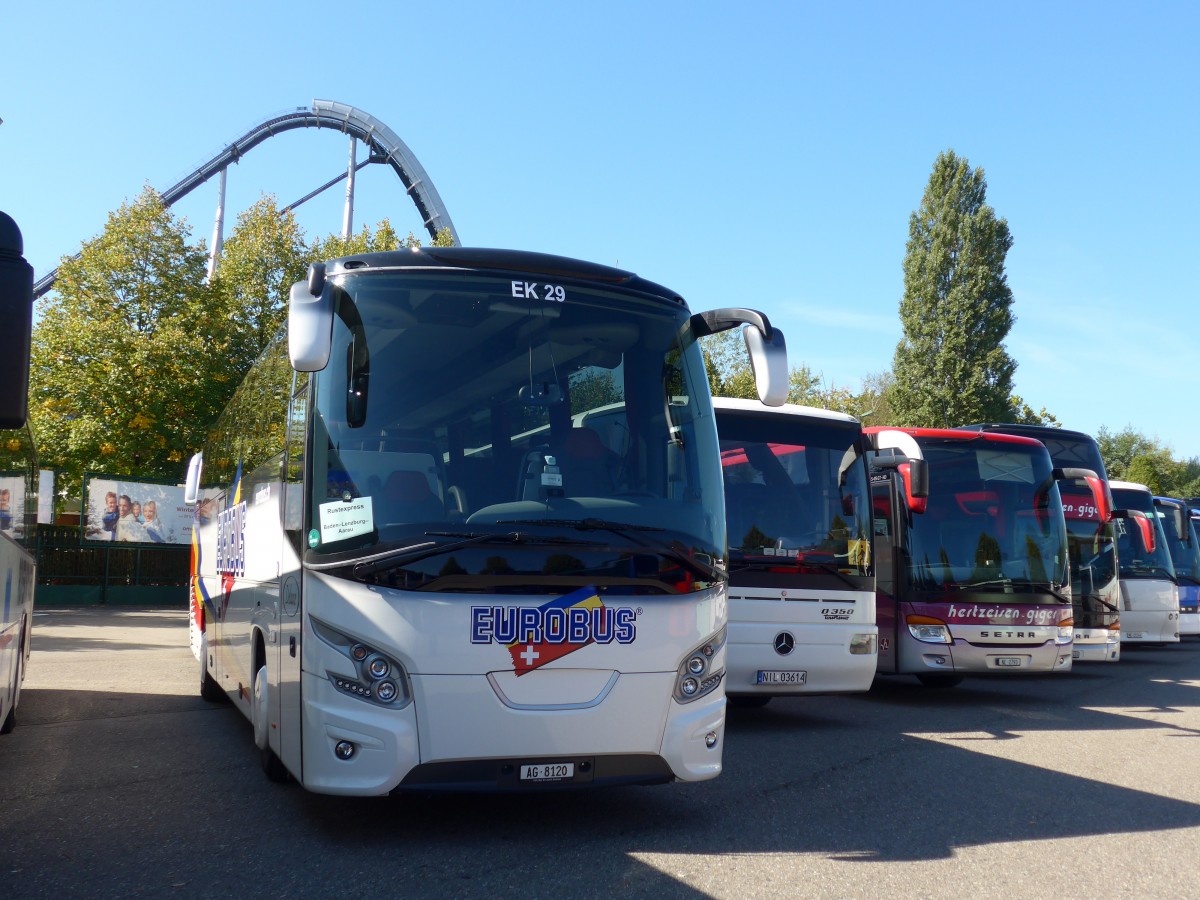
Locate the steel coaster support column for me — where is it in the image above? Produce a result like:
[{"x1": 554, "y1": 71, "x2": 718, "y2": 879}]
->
[
  {"x1": 206, "y1": 167, "x2": 228, "y2": 282},
  {"x1": 343, "y1": 137, "x2": 356, "y2": 239}
]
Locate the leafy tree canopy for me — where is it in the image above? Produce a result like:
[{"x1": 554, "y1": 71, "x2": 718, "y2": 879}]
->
[
  {"x1": 30, "y1": 187, "x2": 239, "y2": 495},
  {"x1": 1097, "y1": 426, "x2": 1200, "y2": 497},
  {"x1": 890, "y1": 150, "x2": 1017, "y2": 427}
]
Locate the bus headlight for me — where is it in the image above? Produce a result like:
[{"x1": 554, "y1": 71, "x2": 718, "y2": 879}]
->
[
  {"x1": 311, "y1": 617, "x2": 411, "y2": 708},
  {"x1": 907, "y1": 615, "x2": 951, "y2": 644},
  {"x1": 675, "y1": 627, "x2": 726, "y2": 704}
]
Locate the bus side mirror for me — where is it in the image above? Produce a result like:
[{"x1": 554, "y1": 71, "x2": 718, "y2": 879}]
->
[
  {"x1": 742, "y1": 324, "x2": 788, "y2": 407},
  {"x1": 870, "y1": 453, "x2": 927, "y2": 515},
  {"x1": 898, "y1": 462, "x2": 928, "y2": 515},
  {"x1": 1153, "y1": 499, "x2": 1188, "y2": 545},
  {"x1": 0, "y1": 212, "x2": 33, "y2": 429},
  {"x1": 1054, "y1": 467, "x2": 1111, "y2": 522},
  {"x1": 288, "y1": 265, "x2": 334, "y2": 372},
  {"x1": 688, "y1": 308, "x2": 789, "y2": 406},
  {"x1": 1114, "y1": 508, "x2": 1155, "y2": 554},
  {"x1": 184, "y1": 452, "x2": 203, "y2": 505}
]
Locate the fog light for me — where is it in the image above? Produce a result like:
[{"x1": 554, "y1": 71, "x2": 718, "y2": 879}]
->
[
  {"x1": 367, "y1": 656, "x2": 390, "y2": 679},
  {"x1": 334, "y1": 741, "x2": 355, "y2": 760},
  {"x1": 705, "y1": 731, "x2": 718, "y2": 749},
  {"x1": 681, "y1": 677, "x2": 699, "y2": 696},
  {"x1": 375, "y1": 681, "x2": 398, "y2": 702},
  {"x1": 849, "y1": 633, "x2": 877, "y2": 655}
]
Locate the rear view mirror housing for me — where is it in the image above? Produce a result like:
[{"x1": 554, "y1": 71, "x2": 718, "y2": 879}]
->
[
  {"x1": 689, "y1": 308, "x2": 789, "y2": 406},
  {"x1": 184, "y1": 452, "x2": 204, "y2": 505},
  {"x1": 289, "y1": 264, "x2": 335, "y2": 372},
  {"x1": 1113, "y1": 508, "x2": 1156, "y2": 555}
]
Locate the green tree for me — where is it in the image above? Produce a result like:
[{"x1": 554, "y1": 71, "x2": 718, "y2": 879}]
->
[
  {"x1": 1008, "y1": 396, "x2": 1060, "y2": 426},
  {"x1": 29, "y1": 187, "x2": 238, "y2": 494},
  {"x1": 701, "y1": 330, "x2": 886, "y2": 421},
  {"x1": 891, "y1": 150, "x2": 1017, "y2": 427},
  {"x1": 1096, "y1": 425, "x2": 1197, "y2": 496},
  {"x1": 308, "y1": 222, "x2": 455, "y2": 263},
  {"x1": 212, "y1": 196, "x2": 309, "y2": 360}
]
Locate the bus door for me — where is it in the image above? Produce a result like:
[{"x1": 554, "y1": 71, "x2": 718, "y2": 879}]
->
[
  {"x1": 276, "y1": 382, "x2": 309, "y2": 776},
  {"x1": 871, "y1": 476, "x2": 899, "y2": 672}
]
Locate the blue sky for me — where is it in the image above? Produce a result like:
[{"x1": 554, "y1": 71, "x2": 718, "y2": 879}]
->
[{"x1": 4, "y1": 3, "x2": 1198, "y2": 457}]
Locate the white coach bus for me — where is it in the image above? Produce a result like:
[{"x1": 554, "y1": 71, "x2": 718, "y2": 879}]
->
[
  {"x1": 0, "y1": 425, "x2": 36, "y2": 735},
  {"x1": 187, "y1": 246, "x2": 787, "y2": 795},
  {"x1": 713, "y1": 399, "x2": 876, "y2": 707}
]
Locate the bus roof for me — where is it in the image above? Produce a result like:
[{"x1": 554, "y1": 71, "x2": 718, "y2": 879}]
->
[
  {"x1": 959, "y1": 423, "x2": 1099, "y2": 443},
  {"x1": 862, "y1": 426, "x2": 1044, "y2": 448},
  {"x1": 321, "y1": 246, "x2": 685, "y2": 306},
  {"x1": 1110, "y1": 480, "x2": 1151, "y2": 494},
  {"x1": 711, "y1": 397, "x2": 860, "y2": 425}
]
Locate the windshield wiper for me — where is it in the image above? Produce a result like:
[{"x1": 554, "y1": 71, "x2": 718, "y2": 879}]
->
[
  {"x1": 953, "y1": 578, "x2": 1072, "y2": 604},
  {"x1": 498, "y1": 517, "x2": 722, "y2": 582},
  {"x1": 305, "y1": 531, "x2": 598, "y2": 580},
  {"x1": 728, "y1": 551, "x2": 862, "y2": 591}
]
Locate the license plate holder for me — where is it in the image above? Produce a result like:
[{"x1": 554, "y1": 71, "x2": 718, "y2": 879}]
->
[
  {"x1": 756, "y1": 670, "x2": 807, "y2": 685},
  {"x1": 519, "y1": 762, "x2": 575, "y2": 783}
]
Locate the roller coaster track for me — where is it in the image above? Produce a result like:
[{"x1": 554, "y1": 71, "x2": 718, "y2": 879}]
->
[{"x1": 33, "y1": 99, "x2": 459, "y2": 298}]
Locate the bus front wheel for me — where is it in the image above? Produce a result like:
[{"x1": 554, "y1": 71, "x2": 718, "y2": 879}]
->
[
  {"x1": 253, "y1": 664, "x2": 289, "y2": 783},
  {"x1": 728, "y1": 695, "x2": 772, "y2": 709},
  {"x1": 916, "y1": 674, "x2": 963, "y2": 689},
  {"x1": 199, "y1": 636, "x2": 224, "y2": 702}
]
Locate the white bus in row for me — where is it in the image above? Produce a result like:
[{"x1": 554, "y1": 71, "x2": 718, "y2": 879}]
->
[
  {"x1": 0, "y1": 429, "x2": 36, "y2": 736},
  {"x1": 187, "y1": 246, "x2": 787, "y2": 795}
]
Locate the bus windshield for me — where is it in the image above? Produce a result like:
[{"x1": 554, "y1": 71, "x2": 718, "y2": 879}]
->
[
  {"x1": 718, "y1": 414, "x2": 872, "y2": 579},
  {"x1": 1062, "y1": 487, "x2": 1119, "y2": 611},
  {"x1": 1157, "y1": 504, "x2": 1200, "y2": 585},
  {"x1": 906, "y1": 438, "x2": 1069, "y2": 595},
  {"x1": 1112, "y1": 487, "x2": 1175, "y2": 580},
  {"x1": 305, "y1": 269, "x2": 723, "y2": 593}
]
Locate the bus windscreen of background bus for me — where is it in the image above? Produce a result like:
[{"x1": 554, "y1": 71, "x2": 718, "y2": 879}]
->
[
  {"x1": 1154, "y1": 497, "x2": 1198, "y2": 637},
  {"x1": 1109, "y1": 481, "x2": 1178, "y2": 644}
]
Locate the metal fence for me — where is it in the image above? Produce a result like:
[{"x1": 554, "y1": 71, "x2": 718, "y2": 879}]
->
[{"x1": 35, "y1": 524, "x2": 188, "y2": 605}]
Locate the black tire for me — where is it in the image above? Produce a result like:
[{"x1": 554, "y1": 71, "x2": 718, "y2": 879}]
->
[
  {"x1": 728, "y1": 695, "x2": 772, "y2": 709},
  {"x1": 1, "y1": 621, "x2": 26, "y2": 734},
  {"x1": 916, "y1": 674, "x2": 963, "y2": 689},
  {"x1": 260, "y1": 745, "x2": 290, "y2": 783},
  {"x1": 199, "y1": 639, "x2": 225, "y2": 703},
  {"x1": 253, "y1": 664, "x2": 290, "y2": 784}
]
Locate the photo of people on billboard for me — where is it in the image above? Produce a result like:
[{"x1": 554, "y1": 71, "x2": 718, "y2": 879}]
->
[{"x1": 84, "y1": 477, "x2": 192, "y2": 545}]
